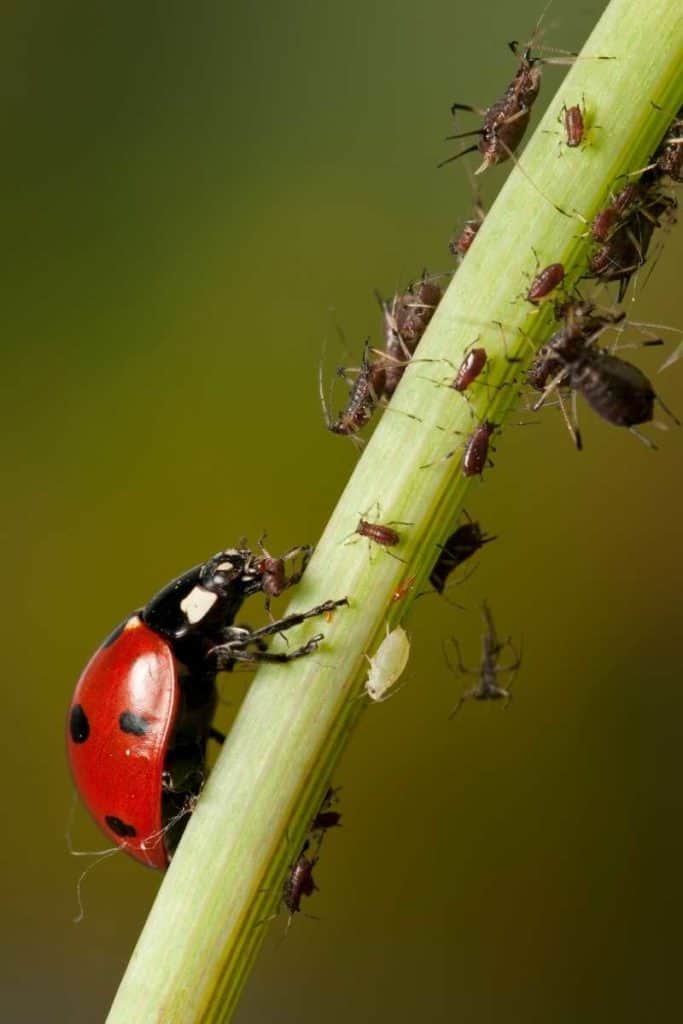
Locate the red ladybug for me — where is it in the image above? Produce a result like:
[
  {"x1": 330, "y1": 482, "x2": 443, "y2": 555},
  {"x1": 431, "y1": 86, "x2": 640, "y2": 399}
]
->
[{"x1": 67, "y1": 547, "x2": 346, "y2": 869}]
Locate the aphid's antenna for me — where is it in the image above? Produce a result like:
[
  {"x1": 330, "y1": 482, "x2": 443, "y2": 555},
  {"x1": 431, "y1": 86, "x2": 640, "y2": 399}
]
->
[{"x1": 318, "y1": 338, "x2": 333, "y2": 430}]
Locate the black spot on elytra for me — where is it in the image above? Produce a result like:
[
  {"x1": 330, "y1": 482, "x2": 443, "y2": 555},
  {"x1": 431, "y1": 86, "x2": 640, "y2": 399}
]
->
[
  {"x1": 69, "y1": 704, "x2": 90, "y2": 743},
  {"x1": 119, "y1": 710, "x2": 151, "y2": 736},
  {"x1": 105, "y1": 815, "x2": 137, "y2": 838}
]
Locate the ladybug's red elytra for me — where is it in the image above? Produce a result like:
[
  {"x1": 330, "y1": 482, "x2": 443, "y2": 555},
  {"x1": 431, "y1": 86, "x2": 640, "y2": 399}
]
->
[{"x1": 67, "y1": 546, "x2": 347, "y2": 869}]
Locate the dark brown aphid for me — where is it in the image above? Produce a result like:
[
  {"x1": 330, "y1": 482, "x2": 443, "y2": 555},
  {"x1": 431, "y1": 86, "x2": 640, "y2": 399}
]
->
[
  {"x1": 393, "y1": 277, "x2": 443, "y2": 344},
  {"x1": 453, "y1": 347, "x2": 488, "y2": 391},
  {"x1": 653, "y1": 112, "x2": 683, "y2": 182},
  {"x1": 322, "y1": 341, "x2": 386, "y2": 438},
  {"x1": 310, "y1": 787, "x2": 342, "y2": 834},
  {"x1": 282, "y1": 843, "x2": 318, "y2": 917},
  {"x1": 638, "y1": 108, "x2": 683, "y2": 184},
  {"x1": 562, "y1": 102, "x2": 585, "y2": 148},
  {"x1": 443, "y1": 40, "x2": 543, "y2": 174},
  {"x1": 449, "y1": 199, "x2": 486, "y2": 258},
  {"x1": 462, "y1": 420, "x2": 497, "y2": 477},
  {"x1": 377, "y1": 276, "x2": 444, "y2": 397},
  {"x1": 530, "y1": 302, "x2": 678, "y2": 447},
  {"x1": 587, "y1": 191, "x2": 677, "y2": 301},
  {"x1": 355, "y1": 517, "x2": 401, "y2": 547},
  {"x1": 311, "y1": 810, "x2": 341, "y2": 831},
  {"x1": 429, "y1": 517, "x2": 496, "y2": 594},
  {"x1": 448, "y1": 602, "x2": 521, "y2": 716},
  {"x1": 589, "y1": 182, "x2": 641, "y2": 242},
  {"x1": 527, "y1": 262, "x2": 565, "y2": 304},
  {"x1": 255, "y1": 540, "x2": 312, "y2": 612}
]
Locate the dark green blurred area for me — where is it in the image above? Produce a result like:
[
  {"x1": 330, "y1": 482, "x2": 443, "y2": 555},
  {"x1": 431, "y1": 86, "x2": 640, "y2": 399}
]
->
[{"x1": 3, "y1": 1, "x2": 682, "y2": 1021}]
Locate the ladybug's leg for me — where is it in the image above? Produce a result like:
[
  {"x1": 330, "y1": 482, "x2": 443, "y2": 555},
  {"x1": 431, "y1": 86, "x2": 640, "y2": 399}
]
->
[
  {"x1": 212, "y1": 597, "x2": 348, "y2": 667},
  {"x1": 216, "y1": 634, "x2": 324, "y2": 668},
  {"x1": 238, "y1": 597, "x2": 348, "y2": 645}
]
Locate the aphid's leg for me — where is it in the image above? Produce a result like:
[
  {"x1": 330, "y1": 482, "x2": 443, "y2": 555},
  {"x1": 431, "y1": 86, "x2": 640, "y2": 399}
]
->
[
  {"x1": 438, "y1": 144, "x2": 480, "y2": 169},
  {"x1": 655, "y1": 393, "x2": 680, "y2": 426},
  {"x1": 420, "y1": 448, "x2": 458, "y2": 469},
  {"x1": 492, "y1": 320, "x2": 524, "y2": 362},
  {"x1": 555, "y1": 388, "x2": 582, "y2": 450},
  {"x1": 449, "y1": 686, "x2": 478, "y2": 719},
  {"x1": 277, "y1": 544, "x2": 314, "y2": 587},
  {"x1": 208, "y1": 727, "x2": 225, "y2": 745},
  {"x1": 531, "y1": 366, "x2": 571, "y2": 411},
  {"x1": 444, "y1": 128, "x2": 485, "y2": 142},
  {"x1": 660, "y1": 340, "x2": 683, "y2": 372},
  {"x1": 444, "y1": 636, "x2": 478, "y2": 677},
  {"x1": 628, "y1": 427, "x2": 658, "y2": 450},
  {"x1": 449, "y1": 102, "x2": 488, "y2": 118}
]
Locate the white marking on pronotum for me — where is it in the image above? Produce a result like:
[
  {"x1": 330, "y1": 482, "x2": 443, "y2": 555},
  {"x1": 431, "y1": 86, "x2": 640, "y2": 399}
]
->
[
  {"x1": 180, "y1": 586, "x2": 218, "y2": 624},
  {"x1": 364, "y1": 625, "x2": 411, "y2": 702}
]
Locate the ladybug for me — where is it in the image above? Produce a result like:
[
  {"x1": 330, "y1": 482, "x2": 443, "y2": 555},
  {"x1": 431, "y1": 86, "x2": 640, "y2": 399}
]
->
[{"x1": 67, "y1": 546, "x2": 346, "y2": 869}]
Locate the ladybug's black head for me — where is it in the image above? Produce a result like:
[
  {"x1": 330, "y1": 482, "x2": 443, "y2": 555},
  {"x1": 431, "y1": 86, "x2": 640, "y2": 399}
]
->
[
  {"x1": 199, "y1": 548, "x2": 262, "y2": 597},
  {"x1": 143, "y1": 548, "x2": 264, "y2": 646}
]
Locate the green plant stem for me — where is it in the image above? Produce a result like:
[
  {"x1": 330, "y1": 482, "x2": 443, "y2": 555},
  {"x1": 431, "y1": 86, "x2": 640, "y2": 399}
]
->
[{"x1": 107, "y1": 1, "x2": 683, "y2": 1021}]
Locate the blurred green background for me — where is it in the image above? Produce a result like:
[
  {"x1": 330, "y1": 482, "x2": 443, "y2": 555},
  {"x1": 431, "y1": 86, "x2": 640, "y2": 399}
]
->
[{"x1": 3, "y1": 1, "x2": 682, "y2": 1021}]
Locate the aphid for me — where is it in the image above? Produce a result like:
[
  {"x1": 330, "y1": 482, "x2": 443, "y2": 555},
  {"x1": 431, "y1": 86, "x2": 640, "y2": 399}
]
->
[
  {"x1": 393, "y1": 277, "x2": 444, "y2": 345},
  {"x1": 635, "y1": 108, "x2": 683, "y2": 184},
  {"x1": 652, "y1": 111, "x2": 683, "y2": 182},
  {"x1": 391, "y1": 575, "x2": 417, "y2": 603},
  {"x1": 321, "y1": 340, "x2": 386, "y2": 440},
  {"x1": 283, "y1": 843, "x2": 318, "y2": 917},
  {"x1": 429, "y1": 517, "x2": 496, "y2": 594},
  {"x1": 255, "y1": 539, "x2": 313, "y2": 613},
  {"x1": 449, "y1": 198, "x2": 486, "y2": 258},
  {"x1": 561, "y1": 100, "x2": 585, "y2": 148},
  {"x1": 311, "y1": 787, "x2": 342, "y2": 834},
  {"x1": 530, "y1": 303, "x2": 678, "y2": 447},
  {"x1": 527, "y1": 262, "x2": 565, "y2": 304},
  {"x1": 586, "y1": 186, "x2": 677, "y2": 300},
  {"x1": 588, "y1": 182, "x2": 641, "y2": 242},
  {"x1": 442, "y1": 39, "x2": 544, "y2": 174},
  {"x1": 355, "y1": 517, "x2": 402, "y2": 548},
  {"x1": 374, "y1": 276, "x2": 444, "y2": 398},
  {"x1": 364, "y1": 625, "x2": 411, "y2": 702},
  {"x1": 453, "y1": 346, "x2": 488, "y2": 391},
  {"x1": 311, "y1": 809, "x2": 342, "y2": 832},
  {"x1": 462, "y1": 420, "x2": 497, "y2": 477},
  {"x1": 448, "y1": 602, "x2": 521, "y2": 716}
]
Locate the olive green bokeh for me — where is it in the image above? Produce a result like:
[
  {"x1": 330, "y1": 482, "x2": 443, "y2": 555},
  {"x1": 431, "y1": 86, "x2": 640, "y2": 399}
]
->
[{"x1": 3, "y1": 1, "x2": 682, "y2": 1021}]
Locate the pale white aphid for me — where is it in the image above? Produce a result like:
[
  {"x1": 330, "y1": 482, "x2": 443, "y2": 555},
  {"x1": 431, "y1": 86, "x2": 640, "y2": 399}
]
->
[{"x1": 364, "y1": 625, "x2": 411, "y2": 702}]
